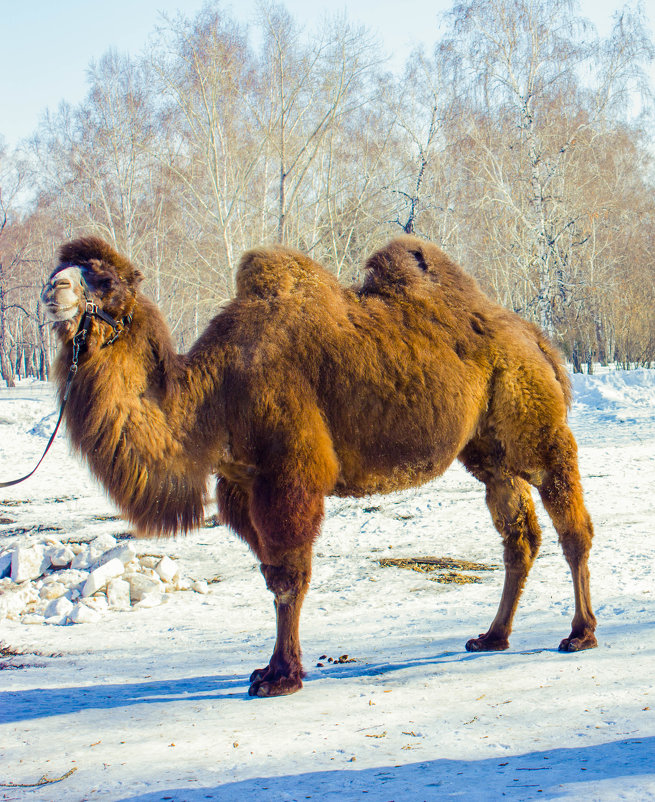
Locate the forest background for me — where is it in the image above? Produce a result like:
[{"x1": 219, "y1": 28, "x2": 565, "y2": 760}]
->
[{"x1": 1, "y1": 0, "x2": 654, "y2": 385}]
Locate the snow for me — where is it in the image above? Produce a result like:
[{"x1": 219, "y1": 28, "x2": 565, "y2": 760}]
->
[{"x1": 1, "y1": 371, "x2": 654, "y2": 801}]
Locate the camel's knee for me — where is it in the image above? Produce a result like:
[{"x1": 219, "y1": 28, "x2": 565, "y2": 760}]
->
[
  {"x1": 261, "y1": 547, "x2": 312, "y2": 603},
  {"x1": 538, "y1": 470, "x2": 594, "y2": 561},
  {"x1": 486, "y1": 477, "x2": 542, "y2": 568}
]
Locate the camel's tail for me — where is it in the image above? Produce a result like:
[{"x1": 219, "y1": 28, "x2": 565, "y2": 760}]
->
[{"x1": 536, "y1": 332, "x2": 572, "y2": 409}]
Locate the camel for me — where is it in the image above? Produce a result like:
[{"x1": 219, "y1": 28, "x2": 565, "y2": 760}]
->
[{"x1": 41, "y1": 235, "x2": 597, "y2": 697}]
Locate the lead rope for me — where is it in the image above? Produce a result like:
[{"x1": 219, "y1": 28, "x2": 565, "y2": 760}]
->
[{"x1": 0, "y1": 314, "x2": 93, "y2": 488}]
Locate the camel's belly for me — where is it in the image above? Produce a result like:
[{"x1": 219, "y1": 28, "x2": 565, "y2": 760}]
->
[{"x1": 331, "y1": 448, "x2": 455, "y2": 498}]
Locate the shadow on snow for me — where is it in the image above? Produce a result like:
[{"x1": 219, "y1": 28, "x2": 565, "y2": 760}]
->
[
  {"x1": 0, "y1": 646, "x2": 562, "y2": 724},
  {"x1": 118, "y1": 738, "x2": 655, "y2": 801}
]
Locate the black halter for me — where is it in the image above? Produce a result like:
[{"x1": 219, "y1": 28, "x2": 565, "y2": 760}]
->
[{"x1": 0, "y1": 300, "x2": 131, "y2": 488}]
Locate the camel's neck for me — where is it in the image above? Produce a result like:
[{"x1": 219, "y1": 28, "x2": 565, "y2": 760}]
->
[{"x1": 54, "y1": 296, "x2": 228, "y2": 535}]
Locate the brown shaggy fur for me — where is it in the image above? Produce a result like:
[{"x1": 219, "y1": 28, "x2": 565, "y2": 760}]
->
[{"x1": 42, "y1": 235, "x2": 597, "y2": 697}]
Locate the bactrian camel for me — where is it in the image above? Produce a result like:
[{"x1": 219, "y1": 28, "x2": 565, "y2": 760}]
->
[{"x1": 41, "y1": 235, "x2": 597, "y2": 696}]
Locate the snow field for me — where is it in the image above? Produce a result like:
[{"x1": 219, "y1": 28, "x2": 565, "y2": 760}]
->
[{"x1": 0, "y1": 372, "x2": 654, "y2": 800}]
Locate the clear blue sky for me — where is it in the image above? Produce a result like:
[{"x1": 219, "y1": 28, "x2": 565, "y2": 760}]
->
[{"x1": 1, "y1": 0, "x2": 651, "y2": 150}]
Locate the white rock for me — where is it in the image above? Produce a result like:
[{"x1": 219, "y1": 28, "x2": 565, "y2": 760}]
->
[
  {"x1": 141, "y1": 567, "x2": 161, "y2": 581},
  {"x1": 91, "y1": 542, "x2": 136, "y2": 571},
  {"x1": 155, "y1": 556, "x2": 179, "y2": 583},
  {"x1": 133, "y1": 590, "x2": 163, "y2": 608},
  {"x1": 138, "y1": 556, "x2": 160, "y2": 569},
  {"x1": 83, "y1": 594, "x2": 109, "y2": 612},
  {"x1": 125, "y1": 573, "x2": 162, "y2": 603},
  {"x1": 47, "y1": 545, "x2": 75, "y2": 568},
  {"x1": 92, "y1": 533, "x2": 117, "y2": 552},
  {"x1": 42, "y1": 613, "x2": 62, "y2": 624},
  {"x1": 21, "y1": 613, "x2": 45, "y2": 625},
  {"x1": 40, "y1": 581, "x2": 67, "y2": 601},
  {"x1": 106, "y1": 578, "x2": 131, "y2": 609},
  {"x1": 67, "y1": 602, "x2": 101, "y2": 624},
  {"x1": 10, "y1": 545, "x2": 49, "y2": 582},
  {"x1": 0, "y1": 586, "x2": 33, "y2": 620},
  {"x1": 192, "y1": 580, "x2": 209, "y2": 595},
  {"x1": 81, "y1": 558, "x2": 125, "y2": 597},
  {"x1": 44, "y1": 568, "x2": 88, "y2": 587},
  {"x1": 44, "y1": 615, "x2": 70, "y2": 626},
  {"x1": 0, "y1": 589, "x2": 35, "y2": 619},
  {"x1": 0, "y1": 552, "x2": 11, "y2": 579},
  {"x1": 44, "y1": 596, "x2": 74, "y2": 619},
  {"x1": 173, "y1": 575, "x2": 192, "y2": 591},
  {"x1": 71, "y1": 548, "x2": 92, "y2": 570}
]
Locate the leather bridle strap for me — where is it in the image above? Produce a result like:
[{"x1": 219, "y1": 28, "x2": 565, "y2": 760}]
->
[{"x1": 0, "y1": 312, "x2": 93, "y2": 488}]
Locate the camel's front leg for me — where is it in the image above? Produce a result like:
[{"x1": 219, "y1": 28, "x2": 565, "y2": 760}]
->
[{"x1": 249, "y1": 543, "x2": 312, "y2": 697}]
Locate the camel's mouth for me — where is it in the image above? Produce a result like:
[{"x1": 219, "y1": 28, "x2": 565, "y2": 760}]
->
[{"x1": 43, "y1": 303, "x2": 80, "y2": 322}]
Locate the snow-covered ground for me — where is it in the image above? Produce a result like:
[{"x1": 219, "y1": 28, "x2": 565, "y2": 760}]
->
[{"x1": 1, "y1": 369, "x2": 654, "y2": 801}]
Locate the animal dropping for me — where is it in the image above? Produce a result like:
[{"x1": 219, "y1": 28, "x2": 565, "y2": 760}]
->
[{"x1": 42, "y1": 235, "x2": 598, "y2": 696}]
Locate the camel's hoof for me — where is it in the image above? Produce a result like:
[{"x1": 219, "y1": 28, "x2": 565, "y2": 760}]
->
[
  {"x1": 248, "y1": 665, "x2": 303, "y2": 697},
  {"x1": 248, "y1": 675, "x2": 303, "y2": 697},
  {"x1": 249, "y1": 666, "x2": 268, "y2": 683},
  {"x1": 558, "y1": 633, "x2": 598, "y2": 652},
  {"x1": 465, "y1": 633, "x2": 510, "y2": 652}
]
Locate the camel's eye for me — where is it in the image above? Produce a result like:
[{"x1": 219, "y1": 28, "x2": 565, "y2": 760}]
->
[{"x1": 54, "y1": 277, "x2": 72, "y2": 288}]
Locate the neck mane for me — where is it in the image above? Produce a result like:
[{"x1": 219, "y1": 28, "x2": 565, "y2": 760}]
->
[{"x1": 54, "y1": 295, "x2": 226, "y2": 536}]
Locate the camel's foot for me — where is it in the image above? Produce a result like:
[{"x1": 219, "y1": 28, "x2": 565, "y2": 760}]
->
[
  {"x1": 558, "y1": 631, "x2": 598, "y2": 652},
  {"x1": 465, "y1": 632, "x2": 510, "y2": 652},
  {"x1": 248, "y1": 664, "x2": 304, "y2": 697}
]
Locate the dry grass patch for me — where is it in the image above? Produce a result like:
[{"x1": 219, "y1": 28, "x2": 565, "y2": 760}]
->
[{"x1": 378, "y1": 556, "x2": 499, "y2": 584}]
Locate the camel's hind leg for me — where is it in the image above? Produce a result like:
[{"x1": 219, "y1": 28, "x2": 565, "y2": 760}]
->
[
  {"x1": 460, "y1": 443, "x2": 542, "y2": 651},
  {"x1": 535, "y1": 439, "x2": 597, "y2": 652}
]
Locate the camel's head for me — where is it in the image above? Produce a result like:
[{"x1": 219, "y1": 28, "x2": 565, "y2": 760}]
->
[{"x1": 42, "y1": 237, "x2": 144, "y2": 337}]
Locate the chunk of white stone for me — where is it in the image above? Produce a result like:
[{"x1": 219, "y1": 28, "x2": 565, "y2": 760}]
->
[
  {"x1": 81, "y1": 558, "x2": 125, "y2": 597},
  {"x1": 71, "y1": 547, "x2": 92, "y2": 570},
  {"x1": 141, "y1": 567, "x2": 161, "y2": 581},
  {"x1": 82, "y1": 535, "x2": 118, "y2": 567},
  {"x1": 92, "y1": 533, "x2": 117, "y2": 552},
  {"x1": 155, "y1": 556, "x2": 179, "y2": 583},
  {"x1": 43, "y1": 568, "x2": 88, "y2": 591},
  {"x1": 0, "y1": 552, "x2": 12, "y2": 579},
  {"x1": 125, "y1": 573, "x2": 163, "y2": 603},
  {"x1": 10, "y1": 545, "x2": 49, "y2": 582},
  {"x1": 173, "y1": 574, "x2": 192, "y2": 591},
  {"x1": 92, "y1": 542, "x2": 136, "y2": 571},
  {"x1": 192, "y1": 580, "x2": 209, "y2": 595},
  {"x1": 83, "y1": 594, "x2": 109, "y2": 612},
  {"x1": 0, "y1": 587, "x2": 33, "y2": 620},
  {"x1": 44, "y1": 596, "x2": 74, "y2": 620},
  {"x1": 133, "y1": 590, "x2": 163, "y2": 608},
  {"x1": 106, "y1": 578, "x2": 131, "y2": 609},
  {"x1": 21, "y1": 613, "x2": 45, "y2": 625},
  {"x1": 138, "y1": 556, "x2": 160, "y2": 569},
  {"x1": 67, "y1": 602, "x2": 101, "y2": 624},
  {"x1": 40, "y1": 581, "x2": 67, "y2": 601},
  {"x1": 47, "y1": 545, "x2": 75, "y2": 568}
]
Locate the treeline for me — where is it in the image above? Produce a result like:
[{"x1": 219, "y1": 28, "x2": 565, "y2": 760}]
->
[{"x1": 1, "y1": 0, "x2": 654, "y2": 385}]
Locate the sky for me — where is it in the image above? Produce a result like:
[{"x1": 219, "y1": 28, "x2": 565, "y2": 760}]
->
[{"x1": 1, "y1": 0, "x2": 653, "y2": 150}]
